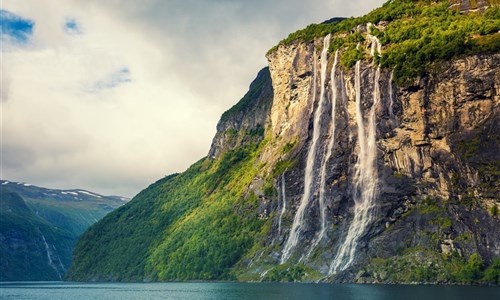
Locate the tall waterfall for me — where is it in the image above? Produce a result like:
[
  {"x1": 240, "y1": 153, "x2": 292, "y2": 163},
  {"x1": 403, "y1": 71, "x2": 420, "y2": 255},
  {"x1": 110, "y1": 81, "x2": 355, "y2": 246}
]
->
[
  {"x1": 40, "y1": 232, "x2": 63, "y2": 280},
  {"x1": 330, "y1": 28, "x2": 381, "y2": 273},
  {"x1": 281, "y1": 34, "x2": 331, "y2": 263},
  {"x1": 304, "y1": 50, "x2": 340, "y2": 260},
  {"x1": 278, "y1": 173, "x2": 287, "y2": 235}
]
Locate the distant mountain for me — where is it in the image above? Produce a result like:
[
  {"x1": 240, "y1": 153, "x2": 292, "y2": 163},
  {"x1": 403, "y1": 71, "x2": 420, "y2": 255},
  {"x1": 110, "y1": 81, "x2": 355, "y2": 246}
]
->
[{"x1": 0, "y1": 180, "x2": 128, "y2": 281}]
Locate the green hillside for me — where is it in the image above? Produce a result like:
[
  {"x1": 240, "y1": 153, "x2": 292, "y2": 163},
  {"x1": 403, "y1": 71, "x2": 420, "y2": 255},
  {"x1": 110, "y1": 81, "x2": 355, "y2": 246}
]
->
[
  {"x1": 0, "y1": 181, "x2": 126, "y2": 280},
  {"x1": 0, "y1": 190, "x2": 74, "y2": 280},
  {"x1": 68, "y1": 69, "x2": 274, "y2": 281}
]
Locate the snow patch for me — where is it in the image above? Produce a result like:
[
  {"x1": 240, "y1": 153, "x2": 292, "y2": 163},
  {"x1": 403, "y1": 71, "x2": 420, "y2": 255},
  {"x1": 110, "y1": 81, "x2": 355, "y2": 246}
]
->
[
  {"x1": 61, "y1": 191, "x2": 78, "y2": 196},
  {"x1": 78, "y1": 190, "x2": 102, "y2": 198}
]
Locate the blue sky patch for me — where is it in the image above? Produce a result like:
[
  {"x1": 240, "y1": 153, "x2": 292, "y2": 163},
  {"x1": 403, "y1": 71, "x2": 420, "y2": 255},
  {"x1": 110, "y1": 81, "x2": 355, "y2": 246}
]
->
[
  {"x1": 0, "y1": 10, "x2": 34, "y2": 43},
  {"x1": 64, "y1": 18, "x2": 82, "y2": 34},
  {"x1": 93, "y1": 68, "x2": 131, "y2": 91}
]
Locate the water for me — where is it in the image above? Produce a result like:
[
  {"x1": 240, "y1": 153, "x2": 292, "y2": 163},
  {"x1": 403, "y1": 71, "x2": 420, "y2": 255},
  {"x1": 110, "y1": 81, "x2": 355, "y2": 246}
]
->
[
  {"x1": 281, "y1": 34, "x2": 331, "y2": 263},
  {"x1": 40, "y1": 232, "x2": 64, "y2": 280},
  {"x1": 277, "y1": 172, "x2": 286, "y2": 235},
  {"x1": 1, "y1": 282, "x2": 498, "y2": 300},
  {"x1": 388, "y1": 70, "x2": 395, "y2": 119},
  {"x1": 331, "y1": 30, "x2": 382, "y2": 273},
  {"x1": 366, "y1": 23, "x2": 382, "y2": 57},
  {"x1": 305, "y1": 49, "x2": 340, "y2": 261}
]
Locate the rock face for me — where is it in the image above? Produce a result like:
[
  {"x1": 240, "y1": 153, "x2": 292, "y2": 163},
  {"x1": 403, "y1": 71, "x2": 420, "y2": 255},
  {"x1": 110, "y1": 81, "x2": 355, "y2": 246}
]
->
[
  {"x1": 243, "y1": 35, "x2": 500, "y2": 281},
  {"x1": 208, "y1": 67, "x2": 273, "y2": 159},
  {"x1": 449, "y1": 0, "x2": 494, "y2": 13},
  {"x1": 210, "y1": 31, "x2": 499, "y2": 280}
]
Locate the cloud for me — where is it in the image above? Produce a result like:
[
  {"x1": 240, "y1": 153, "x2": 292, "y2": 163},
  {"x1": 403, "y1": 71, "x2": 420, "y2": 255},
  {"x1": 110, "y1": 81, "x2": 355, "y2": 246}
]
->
[
  {"x1": 91, "y1": 67, "x2": 131, "y2": 91},
  {"x1": 2, "y1": 0, "x2": 386, "y2": 197}
]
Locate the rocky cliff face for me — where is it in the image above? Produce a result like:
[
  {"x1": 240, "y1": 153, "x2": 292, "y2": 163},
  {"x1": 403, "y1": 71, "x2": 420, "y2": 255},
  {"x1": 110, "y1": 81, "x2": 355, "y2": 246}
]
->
[
  {"x1": 238, "y1": 30, "x2": 500, "y2": 281},
  {"x1": 208, "y1": 67, "x2": 273, "y2": 159},
  {"x1": 449, "y1": 0, "x2": 496, "y2": 13}
]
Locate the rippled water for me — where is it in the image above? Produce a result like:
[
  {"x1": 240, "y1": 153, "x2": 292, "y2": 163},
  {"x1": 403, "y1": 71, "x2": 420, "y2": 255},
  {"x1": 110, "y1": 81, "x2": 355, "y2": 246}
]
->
[{"x1": 1, "y1": 282, "x2": 499, "y2": 300}]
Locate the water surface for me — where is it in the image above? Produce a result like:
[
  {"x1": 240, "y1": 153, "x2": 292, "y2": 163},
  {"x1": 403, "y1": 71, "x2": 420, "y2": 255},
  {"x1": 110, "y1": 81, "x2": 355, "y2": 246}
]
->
[{"x1": 1, "y1": 282, "x2": 499, "y2": 300}]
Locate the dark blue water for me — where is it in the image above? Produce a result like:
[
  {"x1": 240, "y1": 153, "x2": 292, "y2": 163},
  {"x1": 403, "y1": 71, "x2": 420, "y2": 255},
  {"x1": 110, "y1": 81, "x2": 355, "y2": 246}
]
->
[{"x1": 0, "y1": 282, "x2": 498, "y2": 300}]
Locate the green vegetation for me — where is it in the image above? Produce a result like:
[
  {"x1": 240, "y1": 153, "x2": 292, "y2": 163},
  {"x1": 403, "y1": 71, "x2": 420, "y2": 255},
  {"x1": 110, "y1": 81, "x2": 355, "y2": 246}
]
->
[
  {"x1": 281, "y1": 140, "x2": 297, "y2": 155},
  {"x1": 365, "y1": 251, "x2": 500, "y2": 284},
  {"x1": 268, "y1": 0, "x2": 500, "y2": 84},
  {"x1": 260, "y1": 263, "x2": 322, "y2": 282},
  {"x1": 0, "y1": 183, "x2": 123, "y2": 281},
  {"x1": 0, "y1": 190, "x2": 75, "y2": 281},
  {"x1": 68, "y1": 131, "x2": 273, "y2": 281},
  {"x1": 484, "y1": 258, "x2": 500, "y2": 284},
  {"x1": 68, "y1": 62, "x2": 279, "y2": 282},
  {"x1": 491, "y1": 205, "x2": 498, "y2": 217},
  {"x1": 220, "y1": 67, "x2": 271, "y2": 123}
]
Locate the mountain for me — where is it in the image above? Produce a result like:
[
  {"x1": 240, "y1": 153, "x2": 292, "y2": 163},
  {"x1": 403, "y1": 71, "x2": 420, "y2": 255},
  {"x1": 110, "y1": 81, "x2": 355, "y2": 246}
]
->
[
  {"x1": 67, "y1": 0, "x2": 500, "y2": 284},
  {"x1": 0, "y1": 180, "x2": 128, "y2": 281}
]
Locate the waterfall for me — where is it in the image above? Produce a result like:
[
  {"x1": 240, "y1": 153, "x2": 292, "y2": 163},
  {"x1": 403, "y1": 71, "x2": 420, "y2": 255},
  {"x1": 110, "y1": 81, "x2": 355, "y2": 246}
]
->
[
  {"x1": 277, "y1": 172, "x2": 287, "y2": 235},
  {"x1": 388, "y1": 71, "x2": 395, "y2": 119},
  {"x1": 330, "y1": 28, "x2": 381, "y2": 273},
  {"x1": 281, "y1": 34, "x2": 331, "y2": 263},
  {"x1": 366, "y1": 23, "x2": 381, "y2": 57},
  {"x1": 304, "y1": 50, "x2": 339, "y2": 261},
  {"x1": 40, "y1": 232, "x2": 62, "y2": 280}
]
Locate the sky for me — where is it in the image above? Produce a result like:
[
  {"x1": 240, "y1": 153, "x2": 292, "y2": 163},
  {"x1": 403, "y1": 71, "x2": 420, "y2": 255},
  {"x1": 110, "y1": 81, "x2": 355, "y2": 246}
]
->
[{"x1": 1, "y1": 0, "x2": 386, "y2": 198}]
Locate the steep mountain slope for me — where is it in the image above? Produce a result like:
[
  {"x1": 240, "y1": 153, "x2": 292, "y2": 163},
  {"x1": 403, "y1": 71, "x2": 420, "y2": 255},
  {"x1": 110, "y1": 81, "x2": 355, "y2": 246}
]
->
[
  {"x1": 0, "y1": 181, "x2": 127, "y2": 280},
  {"x1": 68, "y1": 68, "x2": 274, "y2": 281},
  {"x1": 68, "y1": 0, "x2": 500, "y2": 284}
]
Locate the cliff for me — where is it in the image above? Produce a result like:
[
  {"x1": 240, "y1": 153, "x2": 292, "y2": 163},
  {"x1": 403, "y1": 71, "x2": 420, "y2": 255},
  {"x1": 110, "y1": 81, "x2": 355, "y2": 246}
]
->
[{"x1": 68, "y1": 0, "x2": 500, "y2": 284}]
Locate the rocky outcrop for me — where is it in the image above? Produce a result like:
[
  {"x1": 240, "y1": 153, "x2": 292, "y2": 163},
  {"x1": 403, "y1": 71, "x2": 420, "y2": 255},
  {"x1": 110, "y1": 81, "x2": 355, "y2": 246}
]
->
[
  {"x1": 449, "y1": 0, "x2": 495, "y2": 13},
  {"x1": 208, "y1": 67, "x2": 273, "y2": 159}
]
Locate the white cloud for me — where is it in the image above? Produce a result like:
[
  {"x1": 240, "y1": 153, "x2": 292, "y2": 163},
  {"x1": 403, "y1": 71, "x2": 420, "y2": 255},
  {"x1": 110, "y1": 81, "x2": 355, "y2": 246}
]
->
[{"x1": 2, "y1": 0, "x2": 386, "y2": 197}]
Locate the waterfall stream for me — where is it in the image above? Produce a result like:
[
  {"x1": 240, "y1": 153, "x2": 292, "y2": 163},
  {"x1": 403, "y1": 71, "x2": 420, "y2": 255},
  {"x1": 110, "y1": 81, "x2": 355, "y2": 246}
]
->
[
  {"x1": 388, "y1": 70, "x2": 395, "y2": 119},
  {"x1": 281, "y1": 34, "x2": 331, "y2": 263},
  {"x1": 40, "y1": 232, "x2": 63, "y2": 280},
  {"x1": 330, "y1": 27, "x2": 381, "y2": 273},
  {"x1": 304, "y1": 50, "x2": 340, "y2": 261},
  {"x1": 277, "y1": 173, "x2": 287, "y2": 235}
]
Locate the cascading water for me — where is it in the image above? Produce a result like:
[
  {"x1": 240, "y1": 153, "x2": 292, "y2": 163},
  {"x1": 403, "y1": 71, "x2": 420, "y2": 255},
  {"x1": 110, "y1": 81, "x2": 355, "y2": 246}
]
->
[
  {"x1": 366, "y1": 23, "x2": 382, "y2": 57},
  {"x1": 388, "y1": 71, "x2": 395, "y2": 119},
  {"x1": 304, "y1": 50, "x2": 340, "y2": 261},
  {"x1": 277, "y1": 173, "x2": 287, "y2": 235},
  {"x1": 40, "y1": 232, "x2": 63, "y2": 280},
  {"x1": 281, "y1": 34, "x2": 331, "y2": 263},
  {"x1": 330, "y1": 27, "x2": 381, "y2": 273}
]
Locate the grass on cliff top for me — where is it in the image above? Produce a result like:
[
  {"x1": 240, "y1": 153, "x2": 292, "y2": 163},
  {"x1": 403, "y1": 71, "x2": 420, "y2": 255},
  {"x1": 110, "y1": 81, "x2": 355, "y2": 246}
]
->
[{"x1": 267, "y1": 0, "x2": 500, "y2": 84}]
